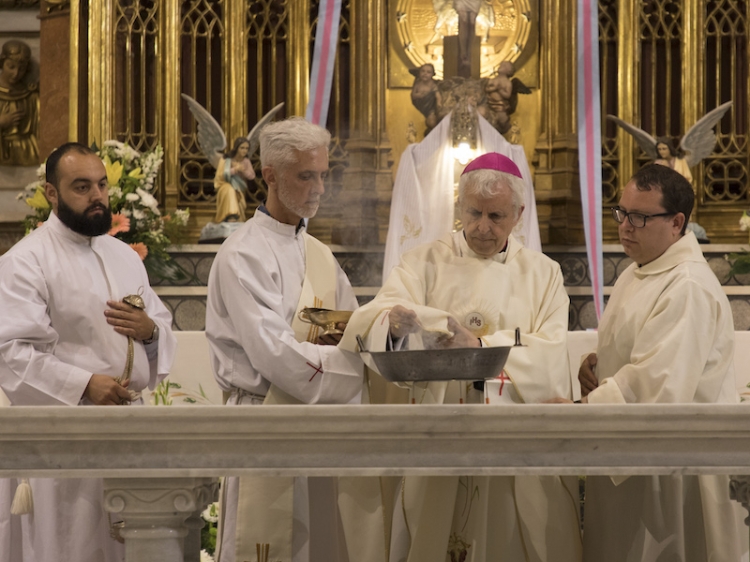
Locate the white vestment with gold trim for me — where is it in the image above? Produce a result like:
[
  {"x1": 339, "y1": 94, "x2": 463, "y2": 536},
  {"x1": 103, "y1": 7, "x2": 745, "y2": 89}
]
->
[
  {"x1": 342, "y1": 232, "x2": 582, "y2": 562},
  {"x1": 206, "y1": 211, "x2": 375, "y2": 562}
]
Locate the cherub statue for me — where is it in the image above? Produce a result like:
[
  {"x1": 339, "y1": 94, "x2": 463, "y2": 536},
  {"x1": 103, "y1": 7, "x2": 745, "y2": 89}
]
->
[
  {"x1": 409, "y1": 63, "x2": 441, "y2": 134},
  {"x1": 483, "y1": 61, "x2": 531, "y2": 134},
  {"x1": 182, "y1": 93, "x2": 283, "y2": 229},
  {"x1": 607, "y1": 101, "x2": 733, "y2": 182}
]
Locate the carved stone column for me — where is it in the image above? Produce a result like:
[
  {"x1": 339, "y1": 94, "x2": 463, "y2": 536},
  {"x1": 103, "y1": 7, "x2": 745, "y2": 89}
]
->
[
  {"x1": 533, "y1": 0, "x2": 582, "y2": 245},
  {"x1": 103, "y1": 477, "x2": 218, "y2": 562},
  {"x1": 333, "y1": 0, "x2": 392, "y2": 245}
]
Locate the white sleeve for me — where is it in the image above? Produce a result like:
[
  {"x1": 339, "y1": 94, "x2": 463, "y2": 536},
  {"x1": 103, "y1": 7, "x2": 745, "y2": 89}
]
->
[
  {"x1": 140, "y1": 278, "x2": 177, "y2": 390},
  {"x1": 0, "y1": 252, "x2": 92, "y2": 405},
  {"x1": 210, "y1": 246, "x2": 362, "y2": 404}
]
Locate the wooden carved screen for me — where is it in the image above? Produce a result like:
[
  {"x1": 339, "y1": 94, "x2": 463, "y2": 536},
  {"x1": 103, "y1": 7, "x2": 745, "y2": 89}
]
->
[
  {"x1": 597, "y1": 0, "x2": 749, "y2": 242},
  {"x1": 89, "y1": 0, "x2": 352, "y2": 238}
]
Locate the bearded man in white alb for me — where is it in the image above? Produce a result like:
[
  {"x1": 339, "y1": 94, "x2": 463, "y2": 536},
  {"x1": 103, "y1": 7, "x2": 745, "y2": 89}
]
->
[
  {"x1": 0, "y1": 142, "x2": 176, "y2": 562},
  {"x1": 206, "y1": 117, "x2": 365, "y2": 562},
  {"x1": 569, "y1": 164, "x2": 747, "y2": 562},
  {"x1": 342, "y1": 152, "x2": 581, "y2": 562}
]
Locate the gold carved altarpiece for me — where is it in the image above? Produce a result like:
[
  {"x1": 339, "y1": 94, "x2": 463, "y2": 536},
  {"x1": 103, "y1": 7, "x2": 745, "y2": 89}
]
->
[{"x1": 61, "y1": 0, "x2": 750, "y2": 244}]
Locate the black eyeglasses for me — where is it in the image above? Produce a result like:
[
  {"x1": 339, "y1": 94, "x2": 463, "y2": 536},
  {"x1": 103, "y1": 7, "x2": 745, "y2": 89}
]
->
[{"x1": 611, "y1": 207, "x2": 675, "y2": 228}]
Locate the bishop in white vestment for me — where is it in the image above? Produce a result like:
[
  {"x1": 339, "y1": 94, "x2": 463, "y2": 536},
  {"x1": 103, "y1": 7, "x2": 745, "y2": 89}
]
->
[
  {"x1": 342, "y1": 153, "x2": 582, "y2": 562},
  {"x1": 206, "y1": 118, "x2": 365, "y2": 562},
  {"x1": 575, "y1": 164, "x2": 748, "y2": 562},
  {"x1": 0, "y1": 144, "x2": 176, "y2": 562}
]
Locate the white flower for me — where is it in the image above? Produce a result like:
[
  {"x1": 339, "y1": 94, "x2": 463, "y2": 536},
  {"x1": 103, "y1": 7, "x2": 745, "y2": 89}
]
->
[
  {"x1": 121, "y1": 208, "x2": 132, "y2": 218},
  {"x1": 201, "y1": 502, "x2": 219, "y2": 523},
  {"x1": 740, "y1": 212, "x2": 750, "y2": 232},
  {"x1": 136, "y1": 187, "x2": 161, "y2": 215},
  {"x1": 200, "y1": 550, "x2": 215, "y2": 562},
  {"x1": 132, "y1": 209, "x2": 146, "y2": 221},
  {"x1": 36, "y1": 163, "x2": 46, "y2": 181},
  {"x1": 108, "y1": 186, "x2": 123, "y2": 199},
  {"x1": 173, "y1": 208, "x2": 190, "y2": 226},
  {"x1": 125, "y1": 193, "x2": 140, "y2": 202}
]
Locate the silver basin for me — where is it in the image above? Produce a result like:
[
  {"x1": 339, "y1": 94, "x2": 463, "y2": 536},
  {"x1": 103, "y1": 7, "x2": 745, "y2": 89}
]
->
[{"x1": 360, "y1": 345, "x2": 515, "y2": 382}]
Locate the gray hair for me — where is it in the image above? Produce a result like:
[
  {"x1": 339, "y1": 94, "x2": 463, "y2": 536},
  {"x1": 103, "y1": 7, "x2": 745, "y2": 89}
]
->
[
  {"x1": 259, "y1": 116, "x2": 331, "y2": 169},
  {"x1": 458, "y1": 169, "x2": 526, "y2": 217}
]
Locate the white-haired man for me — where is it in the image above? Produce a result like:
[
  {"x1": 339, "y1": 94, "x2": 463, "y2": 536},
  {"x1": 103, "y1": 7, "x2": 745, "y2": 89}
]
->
[
  {"x1": 343, "y1": 152, "x2": 581, "y2": 562},
  {"x1": 206, "y1": 117, "x2": 364, "y2": 562}
]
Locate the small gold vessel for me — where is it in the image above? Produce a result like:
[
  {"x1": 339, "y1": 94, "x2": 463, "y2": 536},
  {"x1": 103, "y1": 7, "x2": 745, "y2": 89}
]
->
[{"x1": 298, "y1": 307, "x2": 353, "y2": 336}]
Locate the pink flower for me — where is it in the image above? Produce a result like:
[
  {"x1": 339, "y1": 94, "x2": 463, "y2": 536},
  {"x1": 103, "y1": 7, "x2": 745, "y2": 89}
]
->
[
  {"x1": 129, "y1": 242, "x2": 148, "y2": 260},
  {"x1": 108, "y1": 213, "x2": 131, "y2": 236}
]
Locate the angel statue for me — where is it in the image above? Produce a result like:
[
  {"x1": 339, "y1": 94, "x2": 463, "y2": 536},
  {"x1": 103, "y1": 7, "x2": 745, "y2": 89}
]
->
[
  {"x1": 181, "y1": 93, "x2": 284, "y2": 241},
  {"x1": 607, "y1": 101, "x2": 733, "y2": 183}
]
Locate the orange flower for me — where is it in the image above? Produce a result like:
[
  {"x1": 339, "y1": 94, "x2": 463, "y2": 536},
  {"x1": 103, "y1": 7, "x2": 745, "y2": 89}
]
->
[
  {"x1": 129, "y1": 242, "x2": 148, "y2": 260},
  {"x1": 108, "y1": 213, "x2": 131, "y2": 236}
]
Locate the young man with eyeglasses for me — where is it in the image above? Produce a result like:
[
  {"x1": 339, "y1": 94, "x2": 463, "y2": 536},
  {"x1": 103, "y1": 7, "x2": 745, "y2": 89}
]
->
[{"x1": 564, "y1": 164, "x2": 746, "y2": 561}]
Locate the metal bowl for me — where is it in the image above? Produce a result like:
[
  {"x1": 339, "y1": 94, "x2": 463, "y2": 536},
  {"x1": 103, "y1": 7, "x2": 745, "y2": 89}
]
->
[
  {"x1": 298, "y1": 308, "x2": 353, "y2": 336},
  {"x1": 360, "y1": 345, "x2": 515, "y2": 382}
]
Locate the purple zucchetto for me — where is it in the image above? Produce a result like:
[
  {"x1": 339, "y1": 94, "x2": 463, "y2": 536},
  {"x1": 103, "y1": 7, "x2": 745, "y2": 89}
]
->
[{"x1": 461, "y1": 152, "x2": 522, "y2": 179}]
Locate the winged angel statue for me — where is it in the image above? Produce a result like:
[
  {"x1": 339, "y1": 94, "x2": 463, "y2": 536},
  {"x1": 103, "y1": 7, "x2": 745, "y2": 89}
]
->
[
  {"x1": 607, "y1": 101, "x2": 733, "y2": 183},
  {"x1": 181, "y1": 93, "x2": 284, "y2": 240}
]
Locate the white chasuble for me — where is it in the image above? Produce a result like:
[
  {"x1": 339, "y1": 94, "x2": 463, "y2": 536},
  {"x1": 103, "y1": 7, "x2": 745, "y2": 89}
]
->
[
  {"x1": 584, "y1": 232, "x2": 748, "y2": 562},
  {"x1": 207, "y1": 211, "x2": 374, "y2": 562},
  {"x1": 0, "y1": 212, "x2": 176, "y2": 562},
  {"x1": 342, "y1": 232, "x2": 582, "y2": 562}
]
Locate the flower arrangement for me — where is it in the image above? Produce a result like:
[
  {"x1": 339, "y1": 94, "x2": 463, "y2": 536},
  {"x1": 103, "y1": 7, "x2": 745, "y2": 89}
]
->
[
  {"x1": 726, "y1": 211, "x2": 750, "y2": 276},
  {"x1": 201, "y1": 502, "x2": 219, "y2": 559},
  {"x1": 18, "y1": 141, "x2": 190, "y2": 281},
  {"x1": 151, "y1": 379, "x2": 215, "y2": 405}
]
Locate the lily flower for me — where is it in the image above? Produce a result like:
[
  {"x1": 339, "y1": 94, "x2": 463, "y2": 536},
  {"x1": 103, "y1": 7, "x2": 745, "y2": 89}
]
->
[
  {"x1": 25, "y1": 187, "x2": 50, "y2": 210},
  {"x1": 103, "y1": 155, "x2": 124, "y2": 186},
  {"x1": 128, "y1": 167, "x2": 145, "y2": 179}
]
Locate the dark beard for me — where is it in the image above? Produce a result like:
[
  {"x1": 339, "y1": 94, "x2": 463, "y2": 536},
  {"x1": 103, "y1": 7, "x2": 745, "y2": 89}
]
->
[{"x1": 57, "y1": 194, "x2": 112, "y2": 237}]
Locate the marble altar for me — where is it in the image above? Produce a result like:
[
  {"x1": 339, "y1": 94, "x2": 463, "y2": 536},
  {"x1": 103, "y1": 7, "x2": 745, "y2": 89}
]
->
[{"x1": 0, "y1": 405, "x2": 749, "y2": 561}]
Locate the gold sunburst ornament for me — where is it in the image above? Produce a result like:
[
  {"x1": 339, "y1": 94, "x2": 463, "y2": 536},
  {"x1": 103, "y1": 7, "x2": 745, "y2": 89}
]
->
[{"x1": 390, "y1": 0, "x2": 535, "y2": 83}]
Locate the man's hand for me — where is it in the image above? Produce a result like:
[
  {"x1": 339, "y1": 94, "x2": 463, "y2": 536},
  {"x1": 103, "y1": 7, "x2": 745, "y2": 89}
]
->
[
  {"x1": 578, "y1": 353, "x2": 598, "y2": 397},
  {"x1": 105, "y1": 300, "x2": 155, "y2": 341},
  {"x1": 389, "y1": 305, "x2": 421, "y2": 338},
  {"x1": 84, "y1": 374, "x2": 132, "y2": 406},
  {"x1": 434, "y1": 317, "x2": 481, "y2": 349},
  {"x1": 317, "y1": 322, "x2": 347, "y2": 346}
]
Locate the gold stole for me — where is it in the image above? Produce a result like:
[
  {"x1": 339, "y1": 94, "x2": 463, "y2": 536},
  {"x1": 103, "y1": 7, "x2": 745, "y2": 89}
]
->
[{"x1": 234, "y1": 233, "x2": 337, "y2": 562}]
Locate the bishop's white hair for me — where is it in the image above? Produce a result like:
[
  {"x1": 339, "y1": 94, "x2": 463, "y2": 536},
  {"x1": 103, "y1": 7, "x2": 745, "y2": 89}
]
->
[
  {"x1": 260, "y1": 117, "x2": 331, "y2": 169},
  {"x1": 458, "y1": 168, "x2": 526, "y2": 218}
]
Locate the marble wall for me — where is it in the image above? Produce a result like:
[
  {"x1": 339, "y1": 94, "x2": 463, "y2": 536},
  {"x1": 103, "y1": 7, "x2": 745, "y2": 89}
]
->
[{"x1": 157, "y1": 244, "x2": 750, "y2": 332}]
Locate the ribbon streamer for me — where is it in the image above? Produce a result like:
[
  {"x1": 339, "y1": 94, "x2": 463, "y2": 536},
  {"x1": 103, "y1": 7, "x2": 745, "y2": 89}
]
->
[
  {"x1": 305, "y1": 0, "x2": 342, "y2": 126},
  {"x1": 577, "y1": 0, "x2": 604, "y2": 320}
]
